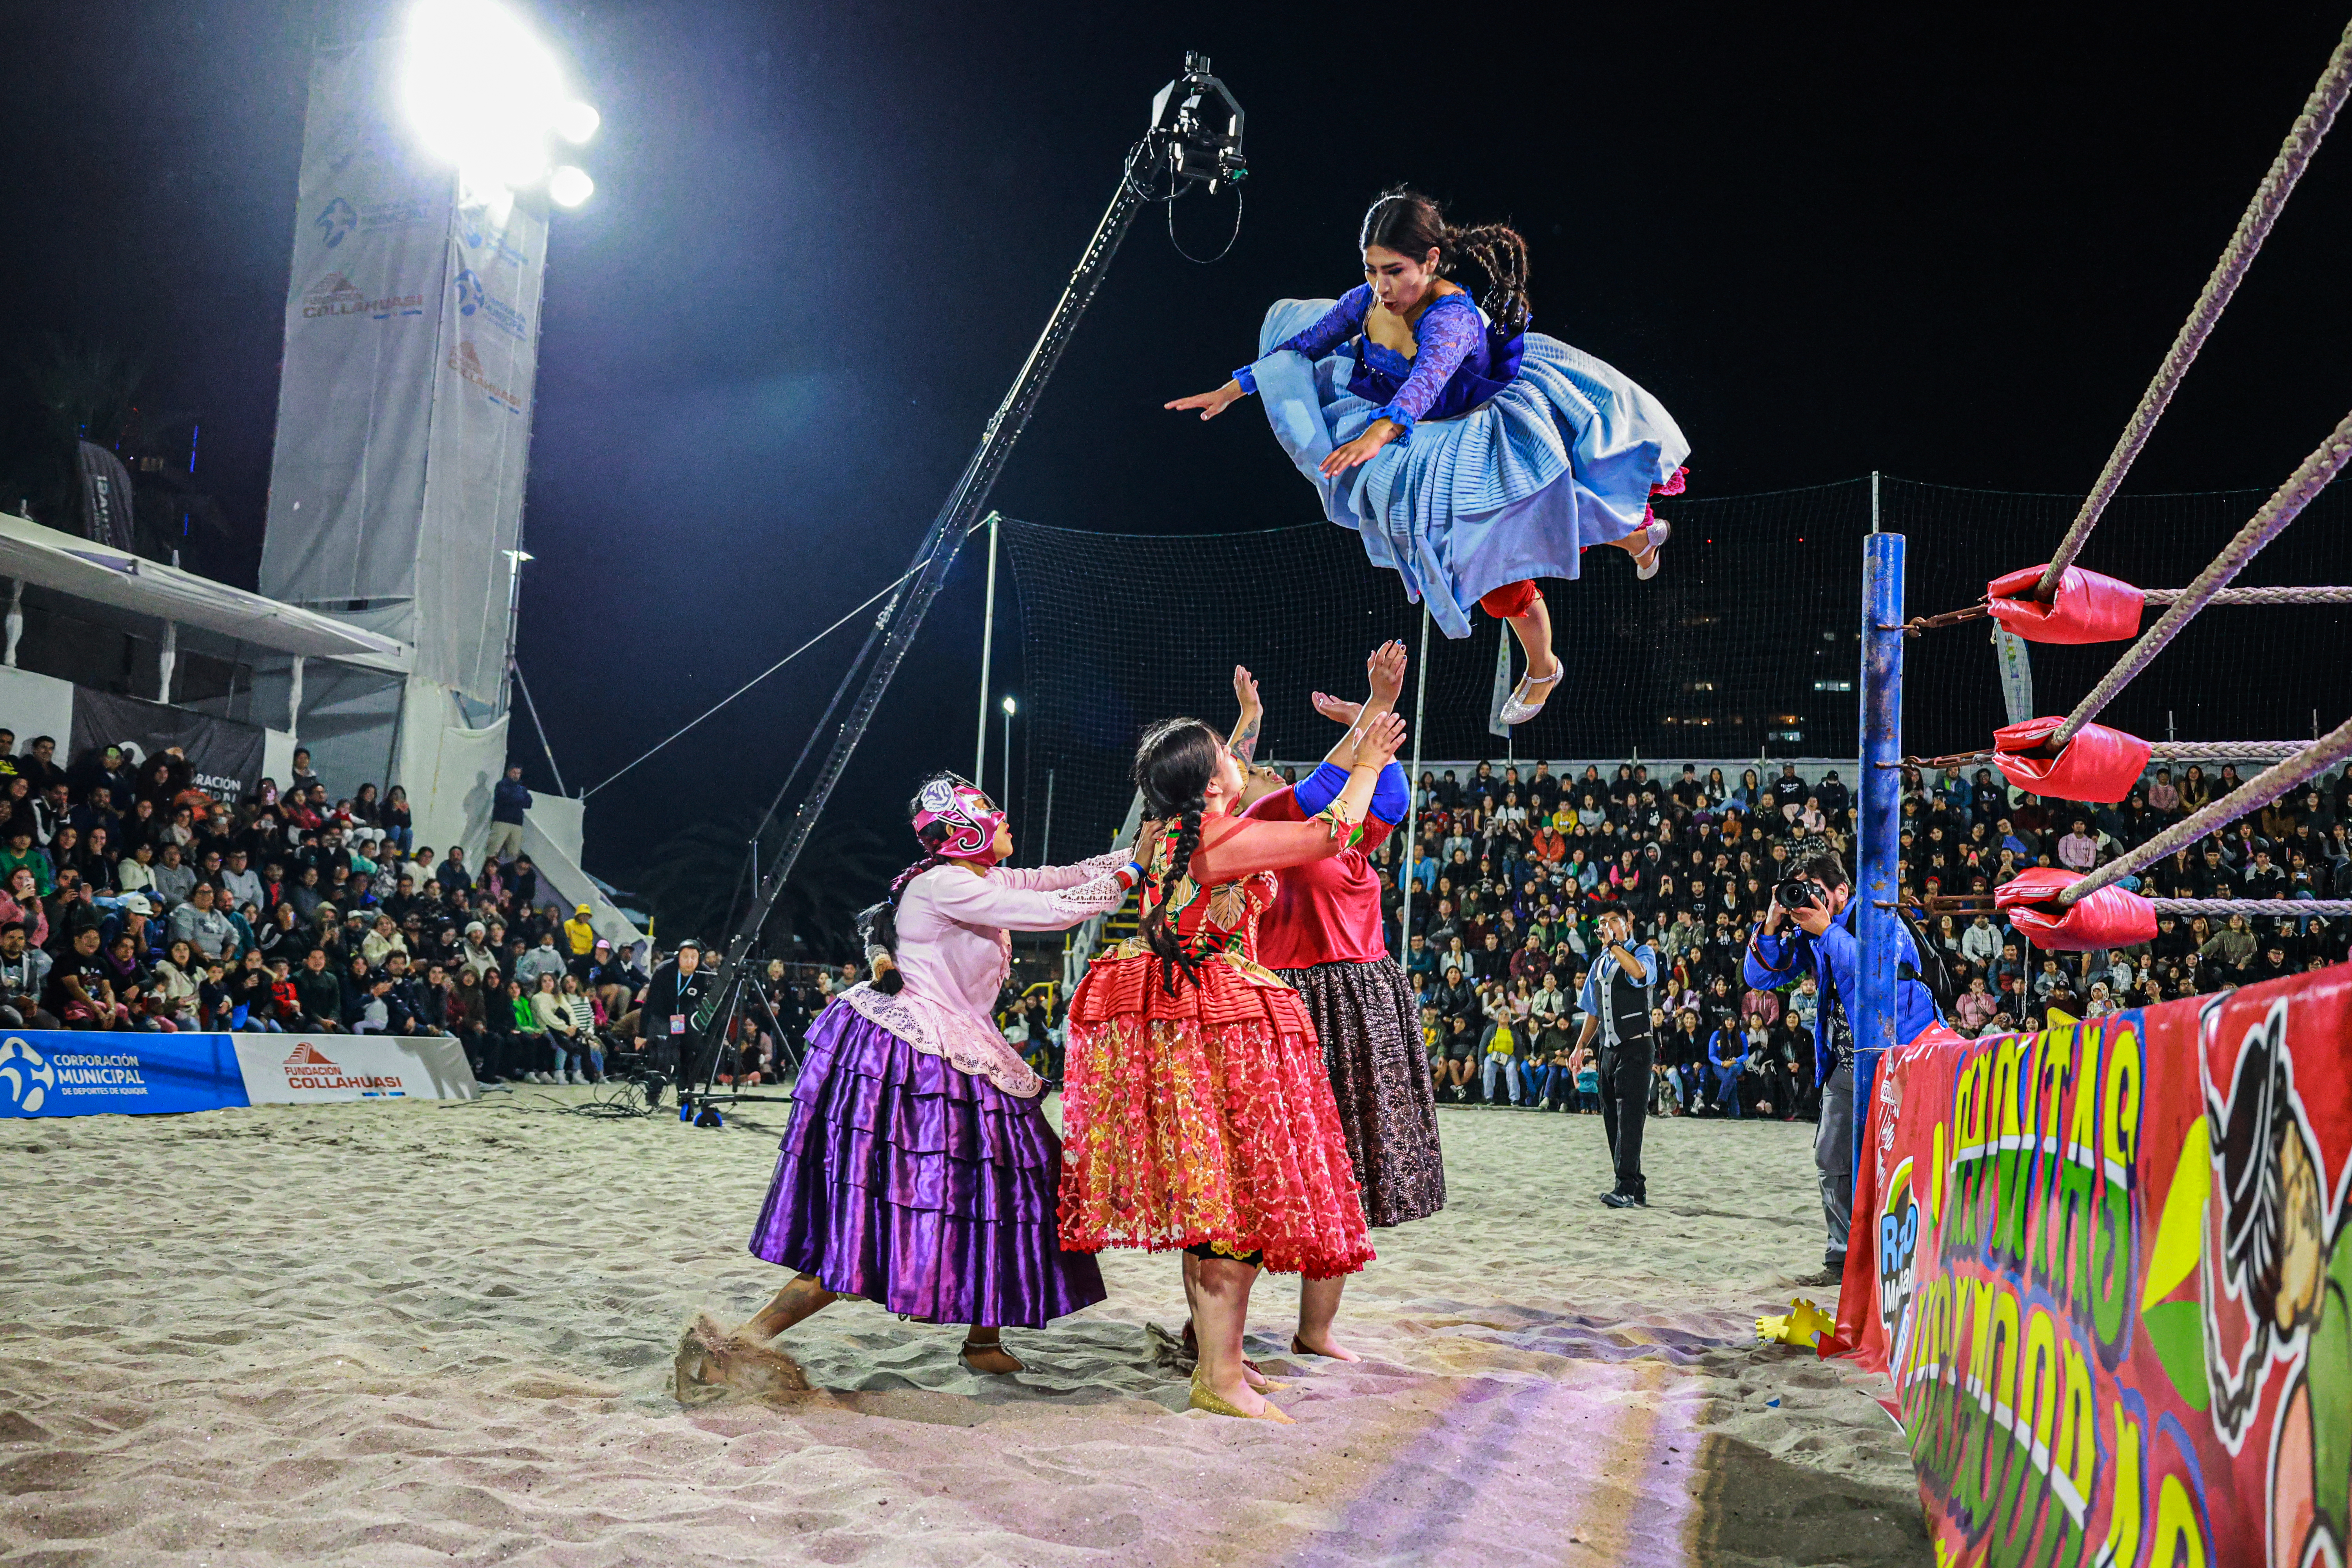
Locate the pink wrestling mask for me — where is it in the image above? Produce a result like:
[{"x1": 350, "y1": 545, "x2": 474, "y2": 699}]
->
[{"x1": 913, "y1": 777, "x2": 1007, "y2": 860}]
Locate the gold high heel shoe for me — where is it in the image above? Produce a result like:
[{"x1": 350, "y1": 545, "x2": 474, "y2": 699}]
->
[{"x1": 1189, "y1": 1369, "x2": 1293, "y2": 1423}]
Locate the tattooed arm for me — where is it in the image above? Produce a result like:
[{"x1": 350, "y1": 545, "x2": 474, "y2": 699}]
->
[{"x1": 1227, "y1": 664, "x2": 1263, "y2": 763}]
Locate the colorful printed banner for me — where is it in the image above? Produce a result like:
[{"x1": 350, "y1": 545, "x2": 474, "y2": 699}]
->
[
  {"x1": 1835, "y1": 967, "x2": 2352, "y2": 1568},
  {"x1": 0, "y1": 1032, "x2": 479, "y2": 1116}
]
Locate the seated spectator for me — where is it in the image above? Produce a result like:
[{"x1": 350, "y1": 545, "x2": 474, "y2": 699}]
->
[
  {"x1": 150, "y1": 841, "x2": 195, "y2": 909},
  {"x1": 515, "y1": 929, "x2": 567, "y2": 989},
  {"x1": 360, "y1": 912, "x2": 407, "y2": 969},
  {"x1": 290, "y1": 946, "x2": 345, "y2": 1032},
  {"x1": 0, "y1": 921, "x2": 54, "y2": 1027},
  {"x1": 152, "y1": 938, "x2": 203, "y2": 1029},
  {"x1": 1954, "y1": 975, "x2": 2000, "y2": 1035},
  {"x1": 46, "y1": 925, "x2": 121, "y2": 1029},
  {"x1": 502, "y1": 975, "x2": 554, "y2": 1083},
  {"x1": 0, "y1": 866, "x2": 49, "y2": 952},
  {"x1": 1477, "y1": 1005, "x2": 1521, "y2": 1107},
  {"x1": 533, "y1": 970, "x2": 586, "y2": 1082},
  {"x1": 0, "y1": 824, "x2": 53, "y2": 897},
  {"x1": 1706, "y1": 1017, "x2": 1746, "y2": 1116},
  {"x1": 167, "y1": 881, "x2": 236, "y2": 965}
]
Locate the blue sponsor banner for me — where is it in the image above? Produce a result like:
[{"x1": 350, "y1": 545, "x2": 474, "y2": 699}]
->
[{"x1": 0, "y1": 1032, "x2": 250, "y2": 1118}]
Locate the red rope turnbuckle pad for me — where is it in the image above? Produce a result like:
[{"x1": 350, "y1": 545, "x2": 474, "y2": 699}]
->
[
  {"x1": 1990, "y1": 717, "x2": 2154, "y2": 802},
  {"x1": 1996, "y1": 867, "x2": 2159, "y2": 951},
  {"x1": 1985, "y1": 565, "x2": 2145, "y2": 644}
]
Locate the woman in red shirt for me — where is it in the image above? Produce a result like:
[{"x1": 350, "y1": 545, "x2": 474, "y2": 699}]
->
[{"x1": 1225, "y1": 644, "x2": 1445, "y2": 1359}]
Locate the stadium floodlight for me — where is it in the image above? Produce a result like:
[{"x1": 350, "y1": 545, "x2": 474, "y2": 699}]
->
[
  {"x1": 554, "y1": 100, "x2": 601, "y2": 145},
  {"x1": 548, "y1": 166, "x2": 595, "y2": 208},
  {"x1": 401, "y1": 0, "x2": 596, "y2": 204}
]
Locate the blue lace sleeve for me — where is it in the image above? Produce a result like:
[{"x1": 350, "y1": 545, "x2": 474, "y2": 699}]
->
[
  {"x1": 1375, "y1": 295, "x2": 1482, "y2": 434},
  {"x1": 1235, "y1": 287, "x2": 1372, "y2": 392}
]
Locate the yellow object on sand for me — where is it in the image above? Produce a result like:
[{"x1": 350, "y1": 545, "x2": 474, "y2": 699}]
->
[{"x1": 1755, "y1": 1297, "x2": 1836, "y2": 1349}]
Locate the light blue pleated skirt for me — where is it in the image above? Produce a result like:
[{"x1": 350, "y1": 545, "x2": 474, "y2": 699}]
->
[{"x1": 1251, "y1": 298, "x2": 1691, "y2": 639}]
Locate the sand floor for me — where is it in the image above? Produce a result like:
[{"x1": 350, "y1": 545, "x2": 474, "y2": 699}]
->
[{"x1": 0, "y1": 1089, "x2": 1930, "y2": 1566}]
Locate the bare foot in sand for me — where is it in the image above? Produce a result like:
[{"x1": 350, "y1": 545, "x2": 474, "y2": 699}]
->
[
  {"x1": 1292, "y1": 1330, "x2": 1361, "y2": 1362},
  {"x1": 673, "y1": 1311, "x2": 812, "y2": 1405}
]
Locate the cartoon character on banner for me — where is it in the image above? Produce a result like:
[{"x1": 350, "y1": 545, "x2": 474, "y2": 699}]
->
[
  {"x1": 1877, "y1": 1156, "x2": 1921, "y2": 1379},
  {"x1": 2196, "y1": 994, "x2": 2351, "y2": 1568}
]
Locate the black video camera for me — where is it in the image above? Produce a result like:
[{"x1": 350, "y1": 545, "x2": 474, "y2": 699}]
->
[{"x1": 1150, "y1": 53, "x2": 1247, "y2": 192}]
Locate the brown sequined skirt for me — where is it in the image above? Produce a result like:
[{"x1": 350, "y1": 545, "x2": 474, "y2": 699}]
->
[{"x1": 1275, "y1": 956, "x2": 1447, "y2": 1229}]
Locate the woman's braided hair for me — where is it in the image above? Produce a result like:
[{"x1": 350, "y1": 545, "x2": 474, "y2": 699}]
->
[
  {"x1": 1131, "y1": 718, "x2": 1225, "y2": 995},
  {"x1": 1360, "y1": 186, "x2": 1532, "y2": 336}
]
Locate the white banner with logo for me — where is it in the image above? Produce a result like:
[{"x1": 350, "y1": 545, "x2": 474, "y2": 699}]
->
[
  {"x1": 420, "y1": 192, "x2": 544, "y2": 701},
  {"x1": 259, "y1": 39, "x2": 547, "y2": 705},
  {"x1": 260, "y1": 39, "x2": 448, "y2": 622},
  {"x1": 232, "y1": 1034, "x2": 480, "y2": 1104}
]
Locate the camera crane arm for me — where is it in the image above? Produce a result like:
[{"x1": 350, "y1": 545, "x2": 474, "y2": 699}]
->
[{"x1": 686, "y1": 56, "x2": 1248, "y2": 1083}]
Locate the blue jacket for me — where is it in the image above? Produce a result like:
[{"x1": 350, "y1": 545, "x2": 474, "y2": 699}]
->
[
  {"x1": 493, "y1": 777, "x2": 534, "y2": 826},
  {"x1": 1742, "y1": 899, "x2": 1941, "y2": 1083}
]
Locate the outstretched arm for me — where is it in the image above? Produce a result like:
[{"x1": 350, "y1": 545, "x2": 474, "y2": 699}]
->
[
  {"x1": 1295, "y1": 642, "x2": 1410, "y2": 829},
  {"x1": 922, "y1": 860, "x2": 1142, "y2": 934},
  {"x1": 1317, "y1": 295, "x2": 1483, "y2": 476},
  {"x1": 1166, "y1": 289, "x2": 1372, "y2": 421},
  {"x1": 991, "y1": 848, "x2": 1140, "y2": 894},
  {"x1": 1382, "y1": 298, "x2": 1483, "y2": 428},
  {"x1": 1226, "y1": 664, "x2": 1263, "y2": 763},
  {"x1": 1191, "y1": 712, "x2": 1407, "y2": 883}
]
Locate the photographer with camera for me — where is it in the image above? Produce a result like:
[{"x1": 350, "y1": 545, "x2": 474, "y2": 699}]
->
[
  {"x1": 1744, "y1": 853, "x2": 1949, "y2": 1286},
  {"x1": 1573, "y1": 906, "x2": 1658, "y2": 1209}
]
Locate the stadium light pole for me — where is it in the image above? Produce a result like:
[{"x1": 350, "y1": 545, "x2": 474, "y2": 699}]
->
[{"x1": 1001, "y1": 694, "x2": 1017, "y2": 814}]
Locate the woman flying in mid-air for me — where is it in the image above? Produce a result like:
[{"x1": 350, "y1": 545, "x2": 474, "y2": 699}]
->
[{"x1": 1168, "y1": 188, "x2": 1690, "y2": 726}]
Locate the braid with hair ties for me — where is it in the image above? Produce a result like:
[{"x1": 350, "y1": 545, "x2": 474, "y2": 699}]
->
[
  {"x1": 1142, "y1": 798, "x2": 1207, "y2": 996},
  {"x1": 1130, "y1": 718, "x2": 1226, "y2": 996},
  {"x1": 1448, "y1": 221, "x2": 1532, "y2": 337},
  {"x1": 1360, "y1": 187, "x2": 1534, "y2": 337}
]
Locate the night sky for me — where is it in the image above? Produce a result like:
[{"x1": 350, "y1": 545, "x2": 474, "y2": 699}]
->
[{"x1": 5, "y1": 1, "x2": 2351, "y2": 912}]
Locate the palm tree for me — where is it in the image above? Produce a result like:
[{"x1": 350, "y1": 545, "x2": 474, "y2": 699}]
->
[
  {"x1": 7, "y1": 338, "x2": 234, "y2": 569},
  {"x1": 8, "y1": 337, "x2": 144, "y2": 529}
]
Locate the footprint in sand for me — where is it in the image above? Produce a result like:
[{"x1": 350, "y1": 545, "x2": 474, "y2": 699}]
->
[{"x1": 672, "y1": 1311, "x2": 812, "y2": 1406}]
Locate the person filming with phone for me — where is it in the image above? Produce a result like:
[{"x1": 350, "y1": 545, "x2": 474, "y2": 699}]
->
[{"x1": 1744, "y1": 852, "x2": 1951, "y2": 1285}]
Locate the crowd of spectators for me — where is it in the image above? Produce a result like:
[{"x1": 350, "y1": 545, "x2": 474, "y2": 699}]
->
[
  {"x1": 1365, "y1": 755, "x2": 2352, "y2": 1120},
  {"x1": 0, "y1": 730, "x2": 864, "y2": 1093}
]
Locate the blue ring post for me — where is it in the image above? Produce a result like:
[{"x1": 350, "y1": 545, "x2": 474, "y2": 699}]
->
[{"x1": 1855, "y1": 533, "x2": 1905, "y2": 1180}]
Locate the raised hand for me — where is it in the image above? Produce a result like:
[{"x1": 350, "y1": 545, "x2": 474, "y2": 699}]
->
[
  {"x1": 1167, "y1": 381, "x2": 1245, "y2": 421},
  {"x1": 1311, "y1": 691, "x2": 1363, "y2": 726},
  {"x1": 1356, "y1": 711, "x2": 1408, "y2": 768},
  {"x1": 1367, "y1": 639, "x2": 1407, "y2": 705},
  {"x1": 1227, "y1": 666, "x2": 1263, "y2": 763}
]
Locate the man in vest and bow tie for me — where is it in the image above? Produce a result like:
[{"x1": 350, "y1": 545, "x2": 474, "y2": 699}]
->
[{"x1": 1576, "y1": 906, "x2": 1658, "y2": 1209}]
